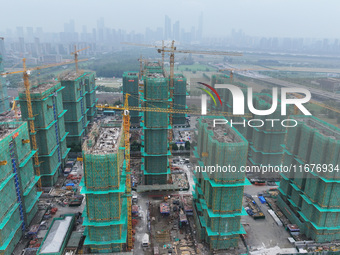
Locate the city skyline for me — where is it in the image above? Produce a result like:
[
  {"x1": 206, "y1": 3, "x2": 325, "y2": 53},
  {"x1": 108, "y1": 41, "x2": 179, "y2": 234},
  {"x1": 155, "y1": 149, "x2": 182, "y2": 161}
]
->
[{"x1": 1, "y1": 0, "x2": 340, "y2": 38}]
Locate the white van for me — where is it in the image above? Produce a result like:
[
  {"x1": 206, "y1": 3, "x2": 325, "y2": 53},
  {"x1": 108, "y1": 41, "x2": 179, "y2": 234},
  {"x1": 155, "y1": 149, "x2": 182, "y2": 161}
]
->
[{"x1": 142, "y1": 233, "x2": 149, "y2": 247}]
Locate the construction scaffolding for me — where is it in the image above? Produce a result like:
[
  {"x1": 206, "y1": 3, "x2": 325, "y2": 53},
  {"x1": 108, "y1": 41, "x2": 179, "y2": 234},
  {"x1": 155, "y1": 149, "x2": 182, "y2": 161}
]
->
[
  {"x1": 211, "y1": 75, "x2": 286, "y2": 177},
  {"x1": 192, "y1": 117, "x2": 249, "y2": 250},
  {"x1": 278, "y1": 115, "x2": 340, "y2": 242},
  {"x1": 19, "y1": 81, "x2": 70, "y2": 187},
  {"x1": 173, "y1": 74, "x2": 187, "y2": 126},
  {"x1": 60, "y1": 71, "x2": 91, "y2": 148},
  {"x1": 0, "y1": 51, "x2": 10, "y2": 114},
  {"x1": 248, "y1": 94, "x2": 286, "y2": 177},
  {"x1": 84, "y1": 72, "x2": 98, "y2": 125},
  {"x1": 81, "y1": 121, "x2": 127, "y2": 253},
  {"x1": 123, "y1": 72, "x2": 139, "y2": 125},
  {"x1": 0, "y1": 121, "x2": 41, "y2": 255},
  {"x1": 141, "y1": 62, "x2": 170, "y2": 185}
]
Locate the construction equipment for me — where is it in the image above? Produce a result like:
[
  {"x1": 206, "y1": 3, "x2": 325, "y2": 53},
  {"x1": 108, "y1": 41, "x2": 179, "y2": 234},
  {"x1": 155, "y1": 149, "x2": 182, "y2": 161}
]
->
[
  {"x1": 70, "y1": 45, "x2": 90, "y2": 73},
  {"x1": 97, "y1": 94, "x2": 251, "y2": 250},
  {"x1": 123, "y1": 93, "x2": 133, "y2": 250},
  {"x1": 122, "y1": 40, "x2": 242, "y2": 172},
  {"x1": 11, "y1": 97, "x2": 19, "y2": 120},
  {"x1": 0, "y1": 58, "x2": 87, "y2": 190}
]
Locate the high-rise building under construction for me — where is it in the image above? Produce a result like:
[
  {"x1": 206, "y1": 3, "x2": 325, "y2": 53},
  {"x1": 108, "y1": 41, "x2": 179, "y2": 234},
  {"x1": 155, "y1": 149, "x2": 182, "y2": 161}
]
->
[
  {"x1": 0, "y1": 52, "x2": 10, "y2": 114},
  {"x1": 210, "y1": 74, "x2": 285, "y2": 177},
  {"x1": 60, "y1": 71, "x2": 97, "y2": 148},
  {"x1": 122, "y1": 71, "x2": 139, "y2": 125},
  {"x1": 173, "y1": 74, "x2": 187, "y2": 126},
  {"x1": 192, "y1": 117, "x2": 249, "y2": 249},
  {"x1": 278, "y1": 116, "x2": 340, "y2": 242},
  {"x1": 0, "y1": 121, "x2": 41, "y2": 255},
  {"x1": 81, "y1": 121, "x2": 127, "y2": 253},
  {"x1": 19, "y1": 81, "x2": 70, "y2": 186},
  {"x1": 141, "y1": 62, "x2": 170, "y2": 185}
]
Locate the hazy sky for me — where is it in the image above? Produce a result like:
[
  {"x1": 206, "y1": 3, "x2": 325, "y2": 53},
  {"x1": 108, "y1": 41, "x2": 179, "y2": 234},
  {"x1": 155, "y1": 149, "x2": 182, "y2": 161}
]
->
[{"x1": 1, "y1": 0, "x2": 339, "y2": 38}]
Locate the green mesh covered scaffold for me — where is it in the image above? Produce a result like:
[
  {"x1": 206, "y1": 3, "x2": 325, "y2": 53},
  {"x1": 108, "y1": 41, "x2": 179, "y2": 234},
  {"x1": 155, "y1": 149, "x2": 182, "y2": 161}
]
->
[
  {"x1": 0, "y1": 54, "x2": 10, "y2": 114},
  {"x1": 211, "y1": 75, "x2": 286, "y2": 176},
  {"x1": 19, "y1": 81, "x2": 70, "y2": 186},
  {"x1": 247, "y1": 94, "x2": 286, "y2": 174},
  {"x1": 278, "y1": 115, "x2": 340, "y2": 243},
  {"x1": 61, "y1": 72, "x2": 90, "y2": 148},
  {"x1": 123, "y1": 72, "x2": 139, "y2": 125},
  {"x1": 80, "y1": 122, "x2": 127, "y2": 253},
  {"x1": 84, "y1": 72, "x2": 98, "y2": 125},
  {"x1": 193, "y1": 117, "x2": 250, "y2": 250},
  {"x1": 0, "y1": 121, "x2": 41, "y2": 255},
  {"x1": 141, "y1": 65, "x2": 170, "y2": 185},
  {"x1": 173, "y1": 74, "x2": 187, "y2": 125}
]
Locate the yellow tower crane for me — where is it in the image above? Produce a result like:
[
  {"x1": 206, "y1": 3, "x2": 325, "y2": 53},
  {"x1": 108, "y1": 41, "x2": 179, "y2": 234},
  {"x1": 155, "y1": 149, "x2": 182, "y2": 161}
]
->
[
  {"x1": 70, "y1": 45, "x2": 90, "y2": 73},
  {"x1": 0, "y1": 58, "x2": 87, "y2": 190},
  {"x1": 97, "y1": 94, "x2": 251, "y2": 251},
  {"x1": 122, "y1": 41, "x2": 243, "y2": 177}
]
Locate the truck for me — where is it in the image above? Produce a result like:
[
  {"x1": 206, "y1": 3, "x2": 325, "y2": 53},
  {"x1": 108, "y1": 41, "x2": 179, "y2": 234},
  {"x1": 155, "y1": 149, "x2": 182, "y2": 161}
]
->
[{"x1": 160, "y1": 203, "x2": 170, "y2": 215}]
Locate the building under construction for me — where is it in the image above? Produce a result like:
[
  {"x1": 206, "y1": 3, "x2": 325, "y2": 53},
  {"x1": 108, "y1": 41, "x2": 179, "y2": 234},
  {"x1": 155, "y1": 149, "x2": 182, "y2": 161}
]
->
[
  {"x1": 211, "y1": 74, "x2": 285, "y2": 177},
  {"x1": 19, "y1": 81, "x2": 70, "y2": 187},
  {"x1": 81, "y1": 120, "x2": 127, "y2": 253},
  {"x1": 0, "y1": 53, "x2": 10, "y2": 114},
  {"x1": 192, "y1": 117, "x2": 249, "y2": 250},
  {"x1": 247, "y1": 94, "x2": 286, "y2": 176},
  {"x1": 60, "y1": 71, "x2": 97, "y2": 148},
  {"x1": 0, "y1": 121, "x2": 41, "y2": 255},
  {"x1": 141, "y1": 62, "x2": 170, "y2": 185},
  {"x1": 278, "y1": 116, "x2": 340, "y2": 242},
  {"x1": 173, "y1": 74, "x2": 187, "y2": 126},
  {"x1": 84, "y1": 72, "x2": 98, "y2": 125},
  {"x1": 122, "y1": 71, "x2": 139, "y2": 125}
]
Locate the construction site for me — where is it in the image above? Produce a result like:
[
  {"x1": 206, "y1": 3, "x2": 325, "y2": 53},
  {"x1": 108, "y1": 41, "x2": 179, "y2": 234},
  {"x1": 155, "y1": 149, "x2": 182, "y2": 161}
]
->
[{"x1": 0, "y1": 37, "x2": 340, "y2": 255}]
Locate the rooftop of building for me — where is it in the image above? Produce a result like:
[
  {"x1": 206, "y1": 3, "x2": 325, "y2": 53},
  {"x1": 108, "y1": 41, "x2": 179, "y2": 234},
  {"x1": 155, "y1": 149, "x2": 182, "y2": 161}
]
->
[
  {"x1": 174, "y1": 74, "x2": 185, "y2": 78},
  {"x1": 18, "y1": 80, "x2": 61, "y2": 99},
  {"x1": 145, "y1": 61, "x2": 161, "y2": 67},
  {"x1": 295, "y1": 116, "x2": 340, "y2": 140},
  {"x1": 0, "y1": 121, "x2": 23, "y2": 140},
  {"x1": 59, "y1": 71, "x2": 85, "y2": 81},
  {"x1": 123, "y1": 71, "x2": 138, "y2": 77},
  {"x1": 200, "y1": 118, "x2": 242, "y2": 143},
  {"x1": 83, "y1": 119, "x2": 122, "y2": 154},
  {"x1": 30, "y1": 80, "x2": 59, "y2": 93},
  {"x1": 145, "y1": 72, "x2": 164, "y2": 78}
]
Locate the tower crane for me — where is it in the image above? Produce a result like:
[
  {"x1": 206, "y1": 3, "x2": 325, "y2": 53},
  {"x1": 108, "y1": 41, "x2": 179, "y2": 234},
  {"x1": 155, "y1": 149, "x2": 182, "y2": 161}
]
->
[
  {"x1": 97, "y1": 93, "x2": 251, "y2": 251},
  {"x1": 70, "y1": 45, "x2": 90, "y2": 73},
  {"x1": 122, "y1": 40, "x2": 243, "y2": 182},
  {"x1": 0, "y1": 58, "x2": 87, "y2": 190}
]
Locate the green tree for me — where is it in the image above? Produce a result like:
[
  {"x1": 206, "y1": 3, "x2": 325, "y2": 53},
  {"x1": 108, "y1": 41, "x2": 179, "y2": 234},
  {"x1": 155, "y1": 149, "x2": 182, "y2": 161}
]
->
[
  {"x1": 185, "y1": 141, "x2": 190, "y2": 150},
  {"x1": 180, "y1": 145, "x2": 184, "y2": 150},
  {"x1": 172, "y1": 143, "x2": 179, "y2": 151}
]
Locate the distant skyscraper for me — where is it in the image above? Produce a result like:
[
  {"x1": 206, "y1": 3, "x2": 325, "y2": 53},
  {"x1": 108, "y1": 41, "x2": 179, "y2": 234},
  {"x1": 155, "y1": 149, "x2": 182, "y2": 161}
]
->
[
  {"x1": 64, "y1": 19, "x2": 75, "y2": 33},
  {"x1": 97, "y1": 17, "x2": 105, "y2": 42},
  {"x1": 173, "y1": 21, "x2": 180, "y2": 41},
  {"x1": 19, "y1": 37, "x2": 25, "y2": 54},
  {"x1": 191, "y1": 26, "x2": 196, "y2": 41},
  {"x1": 0, "y1": 39, "x2": 5, "y2": 56},
  {"x1": 164, "y1": 15, "x2": 172, "y2": 39},
  {"x1": 197, "y1": 12, "x2": 203, "y2": 41},
  {"x1": 16, "y1": 27, "x2": 24, "y2": 37},
  {"x1": 26, "y1": 27, "x2": 34, "y2": 42}
]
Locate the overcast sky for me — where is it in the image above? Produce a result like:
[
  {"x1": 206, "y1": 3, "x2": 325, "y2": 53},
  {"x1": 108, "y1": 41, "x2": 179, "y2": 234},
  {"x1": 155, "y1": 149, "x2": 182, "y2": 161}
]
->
[{"x1": 1, "y1": 0, "x2": 339, "y2": 38}]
